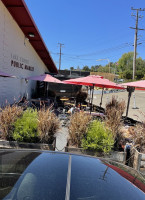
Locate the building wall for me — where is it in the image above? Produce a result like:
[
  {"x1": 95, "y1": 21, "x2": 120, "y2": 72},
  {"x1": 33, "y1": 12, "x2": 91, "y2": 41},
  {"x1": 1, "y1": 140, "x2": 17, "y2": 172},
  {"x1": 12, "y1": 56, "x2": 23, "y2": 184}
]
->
[{"x1": 0, "y1": 1, "x2": 49, "y2": 105}]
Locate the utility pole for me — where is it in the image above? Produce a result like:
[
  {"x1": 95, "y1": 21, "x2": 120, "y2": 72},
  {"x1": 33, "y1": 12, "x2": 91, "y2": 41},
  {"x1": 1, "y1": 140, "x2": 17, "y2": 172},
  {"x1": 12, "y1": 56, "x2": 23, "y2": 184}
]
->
[
  {"x1": 58, "y1": 43, "x2": 64, "y2": 71},
  {"x1": 130, "y1": 7, "x2": 145, "y2": 80}
]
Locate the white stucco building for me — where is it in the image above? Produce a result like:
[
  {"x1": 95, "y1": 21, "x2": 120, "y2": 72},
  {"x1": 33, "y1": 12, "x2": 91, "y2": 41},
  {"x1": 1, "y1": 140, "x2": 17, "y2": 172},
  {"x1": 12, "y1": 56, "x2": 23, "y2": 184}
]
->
[{"x1": 0, "y1": 0, "x2": 57, "y2": 105}]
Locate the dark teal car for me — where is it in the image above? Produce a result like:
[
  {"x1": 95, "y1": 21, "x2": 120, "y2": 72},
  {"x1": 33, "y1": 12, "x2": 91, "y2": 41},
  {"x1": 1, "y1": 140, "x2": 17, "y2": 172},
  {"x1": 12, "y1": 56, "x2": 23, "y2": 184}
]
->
[{"x1": 0, "y1": 149, "x2": 145, "y2": 200}]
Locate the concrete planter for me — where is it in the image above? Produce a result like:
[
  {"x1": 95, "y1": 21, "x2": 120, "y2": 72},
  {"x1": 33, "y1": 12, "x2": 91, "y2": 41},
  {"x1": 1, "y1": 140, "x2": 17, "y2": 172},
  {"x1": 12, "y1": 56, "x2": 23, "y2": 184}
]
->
[
  {"x1": 104, "y1": 151, "x2": 126, "y2": 164},
  {"x1": 65, "y1": 146, "x2": 103, "y2": 157},
  {"x1": 0, "y1": 138, "x2": 56, "y2": 151},
  {"x1": 131, "y1": 147, "x2": 145, "y2": 174},
  {"x1": 65, "y1": 146, "x2": 126, "y2": 164}
]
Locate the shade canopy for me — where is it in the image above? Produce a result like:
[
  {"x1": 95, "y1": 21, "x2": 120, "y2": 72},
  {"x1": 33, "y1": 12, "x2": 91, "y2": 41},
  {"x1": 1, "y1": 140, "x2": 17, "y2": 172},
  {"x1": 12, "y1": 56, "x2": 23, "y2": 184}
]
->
[
  {"x1": 64, "y1": 75, "x2": 124, "y2": 89},
  {"x1": 0, "y1": 71, "x2": 15, "y2": 78},
  {"x1": 27, "y1": 74, "x2": 62, "y2": 83},
  {"x1": 121, "y1": 81, "x2": 145, "y2": 118},
  {"x1": 122, "y1": 80, "x2": 145, "y2": 89}
]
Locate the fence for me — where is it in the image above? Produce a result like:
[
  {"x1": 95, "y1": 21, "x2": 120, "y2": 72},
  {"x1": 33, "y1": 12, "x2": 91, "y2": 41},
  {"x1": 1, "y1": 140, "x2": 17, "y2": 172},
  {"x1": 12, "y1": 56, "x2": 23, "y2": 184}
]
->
[{"x1": 90, "y1": 72, "x2": 117, "y2": 82}]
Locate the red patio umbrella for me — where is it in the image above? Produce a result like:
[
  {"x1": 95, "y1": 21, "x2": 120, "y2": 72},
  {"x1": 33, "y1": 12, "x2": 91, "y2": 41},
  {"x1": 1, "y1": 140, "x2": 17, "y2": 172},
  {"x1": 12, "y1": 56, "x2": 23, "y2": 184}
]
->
[
  {"x1": 64, "y1": 75, "x2": 124, "y2": 89},
  {"x1": 121, "y1": 80, "x2": 145, "y2": 117},
  {"x1": 0, "y1": 71, "x2": 15, "y2": 78},
  {"x1": 121, "y1": 80, "x2": 145, "y2": 89},
  {"x1": 64, "y1": 75, "x2": 124, "y2": 111},
  {"x1": 27, "y1": 74, "x2": 62, "y2": 83},
  {"x1": 27, "y1": 74, "x2": 63, "y2": 98}
]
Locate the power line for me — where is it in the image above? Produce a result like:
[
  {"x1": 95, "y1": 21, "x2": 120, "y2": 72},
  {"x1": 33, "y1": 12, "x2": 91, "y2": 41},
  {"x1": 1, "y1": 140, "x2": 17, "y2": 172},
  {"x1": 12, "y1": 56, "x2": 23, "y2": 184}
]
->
[
  {"x1": 63, "y1": 43, "x2": 132, "y2": 60},
  {"x1": 130, "y1": 7, "x2": 145, "y2": 80},
  {"x1": 50, "y1": 41, "x2": 140, "y2": 64},
  {"x1": 64, "y1": 42, "x2": 132, "y2": 58}
]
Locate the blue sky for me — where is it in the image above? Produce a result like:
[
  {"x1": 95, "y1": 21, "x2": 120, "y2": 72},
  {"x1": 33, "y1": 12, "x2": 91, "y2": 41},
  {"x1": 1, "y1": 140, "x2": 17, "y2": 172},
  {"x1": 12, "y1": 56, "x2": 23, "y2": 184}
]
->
[{"x1": 25, "y1": 0, "x2": 145, "y2": 70}]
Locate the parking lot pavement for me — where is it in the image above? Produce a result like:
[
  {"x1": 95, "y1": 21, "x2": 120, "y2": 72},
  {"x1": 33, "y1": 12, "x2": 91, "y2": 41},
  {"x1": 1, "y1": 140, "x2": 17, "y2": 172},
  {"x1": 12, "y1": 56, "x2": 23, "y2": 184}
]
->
[{"x1": 93, "y1": 90, "x2": 145, "y2": 122}]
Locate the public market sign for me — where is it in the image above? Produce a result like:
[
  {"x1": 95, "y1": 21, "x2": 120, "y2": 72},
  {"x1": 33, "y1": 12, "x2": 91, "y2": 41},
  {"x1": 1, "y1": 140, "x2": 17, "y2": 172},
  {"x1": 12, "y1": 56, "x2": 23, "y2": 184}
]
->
[{"x1": 11, "y1": 54, "x2": 34, "y2": 71}]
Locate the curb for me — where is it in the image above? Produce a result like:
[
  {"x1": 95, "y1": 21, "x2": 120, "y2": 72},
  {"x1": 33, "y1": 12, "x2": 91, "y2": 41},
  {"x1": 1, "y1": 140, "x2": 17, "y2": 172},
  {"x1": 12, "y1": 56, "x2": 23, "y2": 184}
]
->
[{"x1": 0, "y1": 139, "x2": 55, "y2": 151}]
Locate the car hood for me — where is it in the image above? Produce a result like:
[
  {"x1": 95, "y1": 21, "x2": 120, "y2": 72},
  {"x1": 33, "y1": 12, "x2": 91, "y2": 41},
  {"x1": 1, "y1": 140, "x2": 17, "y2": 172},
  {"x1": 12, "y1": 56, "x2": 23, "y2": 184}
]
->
[{"x1": 0, "y1": 149, "x2": 145, "y2": 200}]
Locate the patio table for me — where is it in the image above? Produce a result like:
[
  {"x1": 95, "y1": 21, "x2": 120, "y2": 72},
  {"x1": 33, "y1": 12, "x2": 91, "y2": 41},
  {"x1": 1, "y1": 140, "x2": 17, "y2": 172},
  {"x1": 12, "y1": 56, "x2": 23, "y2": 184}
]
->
[
  {"x1": 60, "y1": 97, "x2": 69, "y2": 101},
  {"x1": 60, "y1": 97, "x2": 69, "y2": 107}
]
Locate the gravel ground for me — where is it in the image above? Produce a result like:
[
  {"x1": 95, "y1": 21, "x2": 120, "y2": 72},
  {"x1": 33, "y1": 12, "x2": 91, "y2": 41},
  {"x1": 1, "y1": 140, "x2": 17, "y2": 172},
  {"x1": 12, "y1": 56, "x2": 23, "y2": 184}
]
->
[{"x1": 93, "y1": 90, "x2": 145, "y2": 122}]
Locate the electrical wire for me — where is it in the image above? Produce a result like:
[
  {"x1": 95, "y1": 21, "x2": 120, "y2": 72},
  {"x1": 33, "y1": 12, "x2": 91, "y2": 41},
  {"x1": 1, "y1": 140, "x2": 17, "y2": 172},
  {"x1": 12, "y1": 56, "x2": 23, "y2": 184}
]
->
[{"x1": 50, "y1": 42, "x2": 133, "y2": 62}]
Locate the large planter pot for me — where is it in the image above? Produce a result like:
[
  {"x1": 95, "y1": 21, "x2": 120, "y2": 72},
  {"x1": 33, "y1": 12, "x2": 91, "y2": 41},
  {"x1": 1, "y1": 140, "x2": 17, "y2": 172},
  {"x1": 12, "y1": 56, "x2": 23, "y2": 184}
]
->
[
  {"x1": 65, "y1": 146, "x2": 126, "y2": 164},
  {"x1": 131, "y1": 147, "x2": 145, "y2": 174},
  {"x1": 104, "y1": 151, "x2": 126, "y2": 164},
  {"x1": 0, "y1": 138, "x2": 56, "y2": 151},
  {"x1": 65, "y1": 146, "x2": 104, "y2": 157}
]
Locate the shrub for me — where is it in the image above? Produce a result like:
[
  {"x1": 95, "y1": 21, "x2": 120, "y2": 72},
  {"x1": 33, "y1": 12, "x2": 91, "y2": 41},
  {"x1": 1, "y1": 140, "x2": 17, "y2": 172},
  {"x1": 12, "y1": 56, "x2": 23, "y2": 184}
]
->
[
  {"x1": 82, "y1": 120, "x2": 114, "y2": 153},
  {"x1": 38, "y1": 108, "x2": 60, "y2": 143},
  {"x1": 0, "y1": 104, "x2": 23, "y2": 140},
  {"x1": 13, "y1": 108, "x2": 38, "y2": 142},
  {"x1": 68, "y1": 111, "x2": 92, "y2": 147},
  {"x1": 105, "y1": 96, "x2": 125, "y2": 148}
]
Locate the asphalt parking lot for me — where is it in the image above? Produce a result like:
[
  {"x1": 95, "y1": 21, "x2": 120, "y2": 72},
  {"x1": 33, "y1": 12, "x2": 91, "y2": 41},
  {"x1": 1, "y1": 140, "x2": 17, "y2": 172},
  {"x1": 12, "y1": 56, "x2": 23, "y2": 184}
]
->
[{"x1": 93, "y1": 90, "x2": 145, "y2": 122}]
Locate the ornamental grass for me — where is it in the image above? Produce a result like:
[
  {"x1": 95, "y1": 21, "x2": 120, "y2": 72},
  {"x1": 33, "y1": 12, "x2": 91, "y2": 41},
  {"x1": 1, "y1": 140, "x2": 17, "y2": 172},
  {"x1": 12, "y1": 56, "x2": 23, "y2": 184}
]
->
[
  {"x1": 130, "y1": 112, "x2": 145, "y2": 153},
  {"x1": 105, "y1": 96, "x2": 126, "y2": 149},
  {"x1": 38, "y1": 108, "x2": 60, "y2": 143},
  {"x1": 68, "y1": 111, "x2": 92, "y2": 147},
  {"x1": 0, "y1": 104, "x2": 23, "y2": 140},
  {"x1": 133, "y1": 123, "x2": 145, "y2": 153}
]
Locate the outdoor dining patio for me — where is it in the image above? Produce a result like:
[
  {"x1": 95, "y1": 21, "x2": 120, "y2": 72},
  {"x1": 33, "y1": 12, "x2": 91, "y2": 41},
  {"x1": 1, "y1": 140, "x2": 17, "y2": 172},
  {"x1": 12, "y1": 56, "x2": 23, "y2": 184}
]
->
[
  {"x1": 1, "y1": 70, "x2": 143, "y2": 125},
  {"x1": 15, "y1": 74, "x2": 125, "y2": 124}
]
